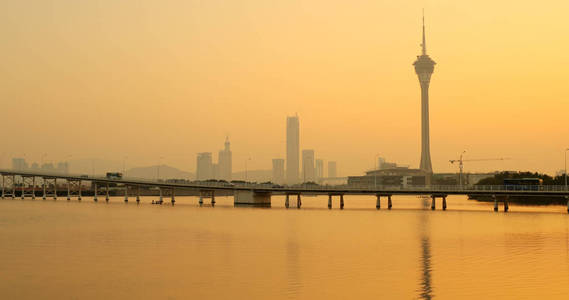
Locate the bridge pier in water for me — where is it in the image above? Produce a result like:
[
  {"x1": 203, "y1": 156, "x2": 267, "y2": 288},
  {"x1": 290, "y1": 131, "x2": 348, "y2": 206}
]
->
[
  {"x1": 1, "y1": 174, "x2": 16, "y2": 199},
  {"x1": 429, "y1": 195, "x2": 448, "y2": 211},
  {"x1": 233, "y1": 190, "x2": 271, "y2": 206},
  {"x1": 297, "y1": 194, "x2": 301, "y2": 208},
  {"x1": 136, "y1": 186, "x2": 140, "y2": 204},
  {"x1": 93, "y1": 183, "x2": 98, "y2": 202},
  {"x1": 124, "y1": 185, "x2": 128, "y2": 203},
  {"x1": 21, "y1": 176, "x2": 36, "y2": 200},
  {"x1": 566, "y1": 196, "x2": 569, "y2": 213},
  {"x1": 504, "y1": 195, "x2": 509, "y2": 212},
  {"x1": 105, "y1": 183, "x2": 110, "y2": 202},
  {"x1": 285, "y1": 194, "x2": 290, "y2": 208},
  {"x1": 327, "y1": 194, "x2": 344, "y2": 209}
]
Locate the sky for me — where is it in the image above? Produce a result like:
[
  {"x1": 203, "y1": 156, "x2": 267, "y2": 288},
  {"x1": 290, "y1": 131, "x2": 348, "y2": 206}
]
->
[{"x1": 1, "y1": 0, "x2": 569, "y2": 176}]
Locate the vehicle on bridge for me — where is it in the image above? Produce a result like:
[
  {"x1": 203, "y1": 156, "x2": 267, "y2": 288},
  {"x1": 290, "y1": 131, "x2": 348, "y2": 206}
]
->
[
  {"x1": 106, "y1": 172, "x2": 123, "y2": 180},
  {"x1": 504, "y1": 178, "x2": 543, "y2": 191}
]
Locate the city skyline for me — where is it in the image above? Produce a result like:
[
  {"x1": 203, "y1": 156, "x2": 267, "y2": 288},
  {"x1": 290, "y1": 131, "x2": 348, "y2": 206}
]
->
[{"x1": 1, "y1": 1, "x2": 569, "y2": 176}]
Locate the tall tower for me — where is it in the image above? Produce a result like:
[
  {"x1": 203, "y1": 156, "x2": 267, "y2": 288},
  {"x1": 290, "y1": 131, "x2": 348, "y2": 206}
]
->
[
  {"x1": 413, "y1": 12, "x2": 435, "y2": 174},
  {"x1": 218, "y1": 136, "x2": 232, "y2": 181},
  {"x1": 286, "y1": 115, "x2": 300, "y2": 184}
]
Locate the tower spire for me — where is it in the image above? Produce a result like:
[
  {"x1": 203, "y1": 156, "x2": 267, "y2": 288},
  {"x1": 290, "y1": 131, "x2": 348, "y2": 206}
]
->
[{"x1": 422, "y1": 9, "x2": 427, "y2": 55}]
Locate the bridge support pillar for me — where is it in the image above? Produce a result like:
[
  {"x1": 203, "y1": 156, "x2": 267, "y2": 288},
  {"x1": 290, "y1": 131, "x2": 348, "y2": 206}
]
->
[
  {"x1": 198, "y1": 191, "x2": 203, "y2": 206},
  {"x1": 328, "y1": 195, "x2": 332, "y2": 209},
  {"x1": 493, "y1": 195, "x2": 498, "y2": 212},
  {"x1": 376, "y1": 195, "x2": 381, "y2": 210},
  {"x1": 234, "y1": 190, "x2": 271, "y2": 206},
  {"x1": 504, "y1": 196, "x2": 509, "y2": 212},
  {"x1": 297, "y1": 194, "x2": 301, "y2": 209},
  {"x1": 67, "y1": 180, "x2": 71, "y2": 201},
  {"x1": 431, "y1": 195, "x2": 436, "y2": 210},
  {"x1": 340, "y1": 194, "x2": 344, "y2": 209},
  {"x1": 31, "y1": 177, "x2": 36, "y2": 200},
  {"x1": 211, "y1": 191, "x2": 215, "y2": 206},
  {"x1": 136, "y1": 186, "x2": 140, "y2": 204},
  {"x1": 21, "y1": 176, "x2": 36, "y2": 200},
  {"x1": 78, "y1": 182, "x2": 82, "y2": 201},
  {"x1": 53, "y1": 179, "x2": 57, "y2": 200},
  {"x1": 42, "y1": 179, "x2": 47, "y2": 200},
  {"x1": 566, "y1": 196, "x2": 569, "y2": 213},
  {"x1": 285, "y1": 194, "x2": 290, "y2": 208},
  {"x1": 105, "y1": 183, "x2": 109, "y2": 202},
  {"x1": 388, "y1": 195, "x2": 392, "y2": 210},
  {"x1": 442, "y1": 196, "x2": 447, "y2": 211},
  {"x1": 159, "y1": 188, "x2": 164, "y2": 204},
  {"x1": 171, "y1": 188, "x2": 176, "y2": 205},
  {"x1": 93, "y1": 183, "x2": 98, "y2": 202},
  {"x1": 124, "y1": 186, "x2": 128, "y2": 203},
  {"x1": 2, "y1": 175, "x2": 16, "y2": 199}
]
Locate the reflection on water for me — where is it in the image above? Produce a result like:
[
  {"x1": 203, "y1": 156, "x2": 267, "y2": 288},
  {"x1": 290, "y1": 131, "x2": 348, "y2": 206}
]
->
[
  {"x1": 419, "y1": 236, "x2": 433, "y2": 300},
  {"x1": 2, "y1": 195, "x2": 569, "y2": 299},
  {"x1": 418, "y1": 197, "x2": 433, "y2": 300}
]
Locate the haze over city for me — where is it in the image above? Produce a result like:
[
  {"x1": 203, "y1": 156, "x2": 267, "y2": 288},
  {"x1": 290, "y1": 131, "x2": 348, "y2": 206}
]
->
[{"x1": 2, "y1": 0, "x2": 569, "y2": 176}]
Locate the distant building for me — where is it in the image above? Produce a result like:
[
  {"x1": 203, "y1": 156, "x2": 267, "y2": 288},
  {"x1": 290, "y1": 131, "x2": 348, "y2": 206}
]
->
[
  {"x1": 380, "y1": 161, "x2": 397, "y2": 170},
  {"x1": 315, "y1": 159, "x2": 324, "y2": 180},
  {"x1": 56, "y1": 162, "x2": 69, "y2": 174},
  {"x1": 218, "y1": 137, "x2": 232, "y2": 181},
  {"x1": 31, "y1": 162, "x2": 39, "y2": 170},
  {"x1": 41, "y1": 163, "x2": 55, "y2": 171},
  {"x1": 286, "y1": 115, "x2": 300, "y2": 184},
  {"x1": 348, "y1": 167, "x2": 427, "y2": 187},
  {"x1": 12, "y1": 158, "x2": 28, "y2": 170},
  {"x1": 272, "y1": 159, "x2": 285, "y2": 184},
  {"x1": 328, "y1": 161, "x2": 337, "y2": 178},
  {"x1": 196, "y1": 152, "x2": 213, "y2": 180},
  {"x1": 212, "y1": 163, "x2": 219, "y2": 180},
  {"x1": 302, "y1": 149, "x2": 315, "y2": 182}
]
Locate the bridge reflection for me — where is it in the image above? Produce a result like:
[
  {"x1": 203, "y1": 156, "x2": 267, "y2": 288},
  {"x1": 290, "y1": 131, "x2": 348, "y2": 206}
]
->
[{"x1": 418, "y1": 198, "x2": 433, "y2": 299}]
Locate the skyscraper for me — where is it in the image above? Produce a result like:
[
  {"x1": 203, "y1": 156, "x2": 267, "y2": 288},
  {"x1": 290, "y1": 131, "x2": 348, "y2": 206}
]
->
[
  {"x1": 272, "y1": 158, "x2": 285, "y2": 184},
  {"x1": 413, "y1": 13, "x2": 435, "y2": 174},
  {"x1": 286, "y1": 115, "x2": 300, "y2": 184},
  {"x1": 12, "y1": 158, "x2": 28, "y2": 170},
  {"x1": 315, "y1": 159, "x2": 324, "y2": 180},
  {"x1": 328, "y1": 161, "x2": 337, "y2": 178},
  {"x1": 301, "y1": 149, "x2": 315, "y2": 183},
  {"x1": 196, "y1": 152, "x2": 213, "y2": 180},
  {"x1": 218, "y1": 137, "x2": 232, "y2": 181}
]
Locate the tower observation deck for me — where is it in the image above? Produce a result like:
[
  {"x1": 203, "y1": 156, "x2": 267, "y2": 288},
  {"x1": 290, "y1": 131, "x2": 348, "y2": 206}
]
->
[{"x1": 413, "y1": 13, "x2": 436, "y2": 174}]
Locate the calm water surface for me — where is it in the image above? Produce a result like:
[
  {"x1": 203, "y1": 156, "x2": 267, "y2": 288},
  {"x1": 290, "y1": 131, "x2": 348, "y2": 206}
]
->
[{"x1": 1, "y1": 195, "x2": 569, "y2": 299}]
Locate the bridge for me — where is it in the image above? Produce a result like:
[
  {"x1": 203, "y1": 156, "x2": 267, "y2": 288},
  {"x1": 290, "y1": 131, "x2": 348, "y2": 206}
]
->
[{"x1": 1, "y1": 169, "x2": 569, "y2": 213}]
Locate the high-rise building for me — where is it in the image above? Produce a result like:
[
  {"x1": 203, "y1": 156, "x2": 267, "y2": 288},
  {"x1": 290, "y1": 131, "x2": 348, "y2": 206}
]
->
[
  {"x1": 56, "y1": 162, "x2": 69, "y2": 174},
  {"x1": 413, "y1": 13, "x2": 435, "y2": 174},
  {"x1": 12, "y1": 158, "x2": 28, "y2": 170},
  {"x1": 328, "y1": 161, "x2": 337, "y2": 178},
  {"x1": 218, "y1": 137, "x2": 232, "y2": 181},
  {"x1": 286, "y1": 115, "x2": 300, "y2": 184},
  {"x1": 301, "y1": 149, "x2": 315, "y2": 183},
  {"x1": 272, "y1": 158, "x2": 285, "y2": 184},
  {"x1": 315, "y1": 159, "x2": 324, "y2": 180},
  {"x1": 41, "y1": 163, "x2": 55, "y2": 171},
  {"x1": 196, "y1": 152, "x2": 213, "y2": 180}
]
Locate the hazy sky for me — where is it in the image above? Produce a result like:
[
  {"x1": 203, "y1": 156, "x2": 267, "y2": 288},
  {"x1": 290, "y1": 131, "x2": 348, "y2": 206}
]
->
[{"x1": 1, "y1": 0, "x2": 569, "y2": 176}]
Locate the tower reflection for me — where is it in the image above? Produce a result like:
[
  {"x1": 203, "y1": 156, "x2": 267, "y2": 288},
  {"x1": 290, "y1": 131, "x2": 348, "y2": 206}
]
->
[{"x1": 418, "y1": 197, "x2": 433, "y2": 299}]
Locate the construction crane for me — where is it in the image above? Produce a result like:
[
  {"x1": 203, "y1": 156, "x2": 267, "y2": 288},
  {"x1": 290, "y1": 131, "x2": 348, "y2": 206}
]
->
[{"x1": 449, "y1": 151, "x2": 509, "y2": 186}]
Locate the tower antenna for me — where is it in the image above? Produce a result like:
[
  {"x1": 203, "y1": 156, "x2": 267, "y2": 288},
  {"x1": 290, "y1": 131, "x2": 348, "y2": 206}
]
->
[{"x1": 422, "y1": 9, "x2": 427, "y2": 55}]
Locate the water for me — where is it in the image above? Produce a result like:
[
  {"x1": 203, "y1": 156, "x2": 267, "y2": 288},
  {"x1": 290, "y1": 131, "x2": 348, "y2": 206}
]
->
[{"x1": 1, "y1": 195, "x2": 569, "y2": 299}]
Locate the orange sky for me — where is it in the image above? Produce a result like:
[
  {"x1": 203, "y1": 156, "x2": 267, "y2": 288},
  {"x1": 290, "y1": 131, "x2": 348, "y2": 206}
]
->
[{"x1": 1, "y1": 0, "x2": 569, "y2": 176}]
